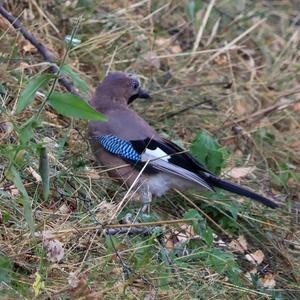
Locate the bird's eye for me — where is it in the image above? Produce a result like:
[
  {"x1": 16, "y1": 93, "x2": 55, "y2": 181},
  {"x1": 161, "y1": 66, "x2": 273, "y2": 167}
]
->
[{"x1": 132, "y1": 80, "x2": 139, "y2": 90}]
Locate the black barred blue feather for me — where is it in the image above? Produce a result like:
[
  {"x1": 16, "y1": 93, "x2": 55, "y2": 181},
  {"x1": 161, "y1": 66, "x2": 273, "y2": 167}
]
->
[{"x1": 98, "y1": 135, "x2": 141, "y2": 161}]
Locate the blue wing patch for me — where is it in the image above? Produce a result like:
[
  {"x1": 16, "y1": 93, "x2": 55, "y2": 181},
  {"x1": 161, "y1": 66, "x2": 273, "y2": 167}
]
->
[{"x1": 98, "y1": 135, "x2": 141, "y2": 161}]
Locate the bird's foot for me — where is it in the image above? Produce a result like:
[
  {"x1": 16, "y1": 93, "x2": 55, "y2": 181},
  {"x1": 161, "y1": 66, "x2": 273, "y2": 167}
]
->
[
  {"x1": 122, "y1": 212, "x2": 135, "y2": 224},
  {"x1": 141, "y1": 201, "x2": 151, "y2": 214},
  {"x1": 122, "y1": 202, "x2": 152, "y2": 225}
]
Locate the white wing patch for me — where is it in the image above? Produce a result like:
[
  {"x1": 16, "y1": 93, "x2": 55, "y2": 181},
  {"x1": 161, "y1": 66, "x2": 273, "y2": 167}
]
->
[
  {"x1": 141, "y1": 146, "x2": 213, "y2": 191},
  {"x1": 143, "y1": 147, "x2": 171, "y2": 162}
]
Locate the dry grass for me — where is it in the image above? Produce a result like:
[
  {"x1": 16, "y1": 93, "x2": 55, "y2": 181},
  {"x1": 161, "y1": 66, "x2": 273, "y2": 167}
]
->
[{"x1": 0, "y1": 0, "x2": 300, "y2": 299}]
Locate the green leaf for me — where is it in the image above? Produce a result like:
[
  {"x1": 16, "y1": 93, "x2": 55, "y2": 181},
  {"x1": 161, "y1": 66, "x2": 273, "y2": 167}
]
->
[
  {"x1": 105, "y1": 235, "x2": 120, "y2": 255},
  {"x1": 184, "y1": 209, "x2": 214, "y2": 246},
  {"x1": 139, "y1": 212, "x2": 160, "y2": 223},
  {"x1": 18, "y1": 117, "x2": 40, "y2": 145},
  {"x1": 6, "y1": 165, "x2": 35, "y2": 233},
  {"x1": 16, "y1": 74, "x2": 54, "y2": 113},
  {"x1": 255, "y1": 127, "x2": 275, "y2": 145},
  {"x1": 207, "y1": 248, "x2": 241, "y2": 285},
  {"x1": 184, "y1": 208, "x2": 203, "y2": 221},
  {"x1": 191, "y1": 130, "x2": 228, "y2": 175},
  {"x1": 186, "y1": 0, "x2": 203, "y2": 22},
  {"x1": 0, "y1": 81, "x2": 8, "y2": 96},
  {"x1": 187, "y1": 0, "x2": 196, "y2": 21},
  {"x1": 61, "y1": 65, "x2": 90, "y2": 94},
  {"x1": 228, "y1": 203, "x2": 239, "y2": 221},
  {"x1": 39, "y1": 146, "x2": 50, "y2": 201},
  {"x1": 0, "y1": 255, "x2": 12, "y2": 284},
  {"x1": 47, "y1": 91, "x2": 107, "y2": 121},
  {"x1": 269, "y1": 161, "x2": 296, "y2": 189}
]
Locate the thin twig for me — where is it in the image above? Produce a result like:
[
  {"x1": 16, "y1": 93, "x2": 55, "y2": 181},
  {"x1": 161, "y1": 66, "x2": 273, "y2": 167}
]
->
[
  {"x1": 197, "y1": 18, "x2": 266, "y2": 72},
  {"x1": 175, "y1": 189, "x2": 229, "y2": 236},
  {"x1": 151, "y1": 80, "x2": 231, "y2": 95},
  {"x1": 221, "y1": 97, "x2": 299, "y2": 128},
  {"x1": 159, "y1": 99, "x2": 215, "y2": 120},
  {"x1": 48, "y1": 218, "x2": 196, "y2": 237},
  {"x1": 192, "y1": 0, "x2": 216, "y2": 54},
  {"x1": 106, "y1": 46, "x2": 242, "y2": 65}
]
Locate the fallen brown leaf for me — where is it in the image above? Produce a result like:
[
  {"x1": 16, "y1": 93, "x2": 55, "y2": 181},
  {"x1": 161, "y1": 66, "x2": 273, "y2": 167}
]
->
[
  {"x1": 21, "y1": 40, "x2": 38, "y2": 55},
  {"x1": 261, "y1": 273, "x2": 276, "y2": 288},
  {"x1": 155, "y1": 37, "x2": 170, "y2": 47},
  {"x1": 164, "y1": 224, "x2": 199, "y2": 250},
  {"x1": 68, "y1": 272, "x2": 90, "y2": 298},
  {"x1": 68, "y1": 128, "x2": 85, "y2": 153},
  {"x1": 165, "y1": 232, "x2": 176, "y2": 250},
  {"x1": 58, "y1": 204, "x2": 70, "y2": 214},
  {"x1": 6, "y1": 184, "x2": 20, "y2": 197},
  {"x1": 0, "y1": 15, "x2": 11, "y2": 30},
  {"x1": 96, "y1": 201, "x2": 118, "y2": 223},
  {"x1": 227, "y1": 166, "x2": 255, "y2": 179},
  {"x1": 0, "y1": 121, "x2": 13, "y2": 140},
  {"x1": 245, "y1": 250, "x2": 265, "y2": 265},
  {"x1": 233, "y1": 98, "x2": 254, "y2": 115},
  {"x1": 229, "y1": 235, "x2": 248, "y2": 253},
  {"x1": 292, "y1": 102, "x2": 300, "y2": 112},
  {"x1": 170, "y1": 44, "x2": 182, "y2": 54},
  {"x1": 26, "y1": 166, "x2": 42, "y2": 182},
  {"x1": 79, "y1": 167, "x2": 101, "y2": 179},
  {"x1": 214, "y1": 54, "x2": 228, "y2": 65},
  {"x1": 291, "y1": 140, "x2": 300, "y2": 151},
  {"x1": 23, "y1": 8, "x2": 35, "y2": 21}
]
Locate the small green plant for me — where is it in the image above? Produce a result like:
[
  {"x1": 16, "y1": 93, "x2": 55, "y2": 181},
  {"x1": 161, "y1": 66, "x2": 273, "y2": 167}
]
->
[
  {"x1": 0, "y1": 255, "x2": 12, "y2": 285},
  {"x1": 269, "y1": 161, "x2": 300, "y2": 189},
  {"x1": 254, "y1": 127, "x2": 275, "y2": 146},
  {"x1": 3, "y1": 71, "x2": 106, "y2": 232},
  {"x1": 183, "y1": 209, "x2": 241, "y2": 285},
  {"x1": 1, "y1": 25, "x2": 106, "y2": 233},
  {"x1": 186, "y1": 0, "x2": 203, "y2": 24},
  {"x1": 191, "y1": 130, "x2": 228, "y2": 175}
]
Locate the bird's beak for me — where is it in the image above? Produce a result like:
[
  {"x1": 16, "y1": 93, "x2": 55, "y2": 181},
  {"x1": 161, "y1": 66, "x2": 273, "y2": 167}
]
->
[
  {"x1": 128, "y1": 88, "x2": 151, "y2": 104},
  {"x1": 137, "y1": 88, "x2": 151, "y2": 99}
]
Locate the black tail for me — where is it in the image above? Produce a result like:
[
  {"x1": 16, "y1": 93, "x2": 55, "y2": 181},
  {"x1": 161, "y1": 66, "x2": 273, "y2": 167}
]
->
[{"x1": 204, "y1": 174, "x2": 278, "y2": 209}]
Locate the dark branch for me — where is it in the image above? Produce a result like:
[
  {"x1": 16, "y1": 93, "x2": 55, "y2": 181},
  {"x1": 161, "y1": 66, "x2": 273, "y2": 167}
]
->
[
  {"x1": 0, "y1": 4, "x2": 80, "y2": 97},
  {"x1": 159, "y1": 98, "x2": 216, "y2": 120}
]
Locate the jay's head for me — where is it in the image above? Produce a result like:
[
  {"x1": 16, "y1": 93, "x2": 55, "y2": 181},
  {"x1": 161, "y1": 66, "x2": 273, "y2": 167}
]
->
[{"x1": 96, "y1": 71, "x2": 150, "y2": 106}]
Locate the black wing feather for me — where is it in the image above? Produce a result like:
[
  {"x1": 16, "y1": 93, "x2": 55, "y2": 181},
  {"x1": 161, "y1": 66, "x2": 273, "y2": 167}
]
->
[
  {"x1": 131, "y1": 137, "x2": 213, "y2": 175},
  {"x1": 130, "y1": 137, "x2": 278, "y2": 208}
]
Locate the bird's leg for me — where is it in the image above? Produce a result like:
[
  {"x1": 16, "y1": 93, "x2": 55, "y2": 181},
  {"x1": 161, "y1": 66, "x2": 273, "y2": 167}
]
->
[
  {"x1": 140, "y1": 186, "x2": 152, "y2": 214},
  {"x1": 122, "y1": 188, "x2": 152, "y2": 224}
]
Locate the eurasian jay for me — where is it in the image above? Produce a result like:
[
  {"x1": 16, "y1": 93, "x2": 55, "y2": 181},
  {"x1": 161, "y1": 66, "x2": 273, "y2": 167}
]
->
[{"x1": 88, "y1": 72, "x2": 278, "y2": 210}]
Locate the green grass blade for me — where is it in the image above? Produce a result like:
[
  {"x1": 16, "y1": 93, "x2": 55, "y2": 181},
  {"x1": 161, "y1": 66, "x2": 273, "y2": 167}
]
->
[
  {"x1": 6, "y1": 165, "x2": 35, "y2": 233},
  {"x1": 39, "y1": 146, "x2": 50, "y2": 201},
  {"x1": 61, "y1": 64, "x2": 90, "y2": 95},
  {"x1": 16, "y1": 74, "x2": 54, "y2": 113}
]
